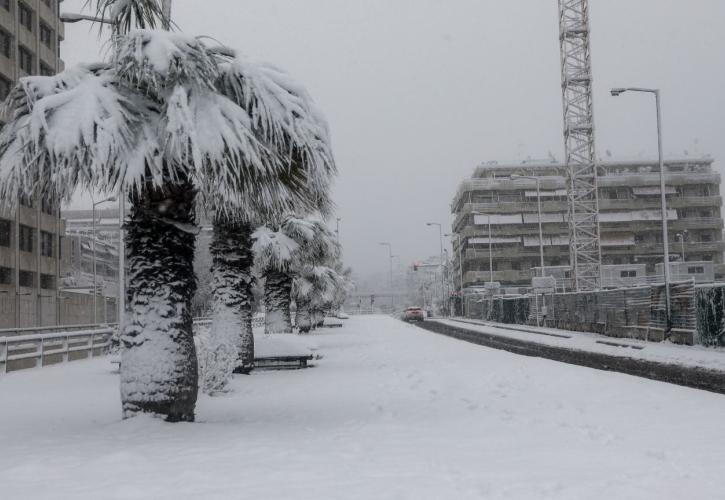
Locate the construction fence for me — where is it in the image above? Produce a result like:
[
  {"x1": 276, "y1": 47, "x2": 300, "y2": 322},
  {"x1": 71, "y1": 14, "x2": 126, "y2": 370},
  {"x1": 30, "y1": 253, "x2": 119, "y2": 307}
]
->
[{"x1": 465, "y1": 281, "x2": 703, "y2": 345}]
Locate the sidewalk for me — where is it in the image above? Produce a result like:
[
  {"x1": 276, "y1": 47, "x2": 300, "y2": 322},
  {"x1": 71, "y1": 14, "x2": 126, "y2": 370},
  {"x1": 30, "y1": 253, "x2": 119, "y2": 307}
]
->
[{"x1": 424, "y1": 318, "x2": 725, "y2": 393}]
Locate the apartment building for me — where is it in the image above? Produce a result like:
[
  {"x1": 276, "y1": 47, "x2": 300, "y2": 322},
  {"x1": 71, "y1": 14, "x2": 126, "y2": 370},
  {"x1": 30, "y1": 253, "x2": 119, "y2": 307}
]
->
[
  {"x1": 0, "y1": 0, "x2": 64, "y2": 111},
  {"x1": 451, "y1": 158, "x2": 725, "y2": 290},
  {"x1": 0, "y1": 1, "x2": 66, "y2": 327},
  {"x1": 0, "y1": 195, "x2": 68, "y2": 327}
]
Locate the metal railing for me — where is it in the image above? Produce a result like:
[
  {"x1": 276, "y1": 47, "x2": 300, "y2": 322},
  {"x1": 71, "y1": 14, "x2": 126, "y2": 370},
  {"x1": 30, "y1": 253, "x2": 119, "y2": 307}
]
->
[{"x1": 0, "y1": 326, "x2": 115, "y2": 374}]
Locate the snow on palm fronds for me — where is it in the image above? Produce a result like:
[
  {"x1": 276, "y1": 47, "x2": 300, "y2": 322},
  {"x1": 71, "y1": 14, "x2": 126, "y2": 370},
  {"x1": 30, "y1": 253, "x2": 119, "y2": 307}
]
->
[
  {"x1": 0, "y1": 29, "x2": 331, "y2": 214},
  {"x1": 252, "y1": 225, "x2": 300, "y2": 271},
  {"x1": 293, "y1": 265, "x2": 341, "y2": 305},
  {"x1": 0, "y1": 65, "x2": 146, "y2": 205},
  {"x1": 217, "y1": 55, "x2": 336, "y2": 217},
  {"x1": 94, "y1": 0, "x2": 163, "y2": 33}
]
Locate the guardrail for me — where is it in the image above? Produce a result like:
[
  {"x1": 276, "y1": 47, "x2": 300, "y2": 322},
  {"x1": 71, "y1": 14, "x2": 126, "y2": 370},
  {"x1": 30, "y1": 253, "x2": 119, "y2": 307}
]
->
[
  {"x1": 0, "y1": 323, "x2": 118, "y2": 339},
  {"x1": 0, "y1": 327, "x2": 115, "y2": 374},
  {"x1": 0, "y1": 314, "x2": 271, "y2": 374}
]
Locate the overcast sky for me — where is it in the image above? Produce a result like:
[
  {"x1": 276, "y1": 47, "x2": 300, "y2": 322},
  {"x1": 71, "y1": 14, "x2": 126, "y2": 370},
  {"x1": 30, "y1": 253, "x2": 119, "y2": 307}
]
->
[{"x1": 61, "y1": 0, "x2": 725, "y2": 282}]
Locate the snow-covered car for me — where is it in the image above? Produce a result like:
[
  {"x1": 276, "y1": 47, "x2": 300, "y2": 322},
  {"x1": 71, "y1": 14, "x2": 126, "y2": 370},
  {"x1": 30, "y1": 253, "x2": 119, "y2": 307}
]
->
[
  {"x1": 335, "y1": 312, "x2": 350, "y2": 320},
  {"x1": 402, "y1": 307, "x2": 425, "y2": 322}
]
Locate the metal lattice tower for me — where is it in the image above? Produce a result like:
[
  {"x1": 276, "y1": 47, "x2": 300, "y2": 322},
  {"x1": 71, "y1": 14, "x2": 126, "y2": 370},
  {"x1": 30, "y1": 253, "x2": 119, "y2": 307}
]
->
[{"x1": 558, "y1": 0, "x2": 602, "y2": 291}]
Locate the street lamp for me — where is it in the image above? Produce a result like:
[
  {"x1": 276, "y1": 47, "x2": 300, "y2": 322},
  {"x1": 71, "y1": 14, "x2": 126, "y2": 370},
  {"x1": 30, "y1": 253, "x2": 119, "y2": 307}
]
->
[
  {"x1": 92, "y1": 196, "x2": 116, "y2": 324},
  {"x1": 336, "y1": 217, "x2": 341, "y2": 241},
  {"x1": 611, "y1": 87, "x2": 671, "y2": 326},
  {"x1": 509, "y1": 174, "x2": 545, "y2": 276}
]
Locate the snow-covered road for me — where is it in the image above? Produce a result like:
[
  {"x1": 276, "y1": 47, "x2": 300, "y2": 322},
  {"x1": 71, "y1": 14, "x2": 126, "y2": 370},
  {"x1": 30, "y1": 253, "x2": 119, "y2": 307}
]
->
[{"x1": 1, "y1": 316, "x2": 724, "y2": 499}]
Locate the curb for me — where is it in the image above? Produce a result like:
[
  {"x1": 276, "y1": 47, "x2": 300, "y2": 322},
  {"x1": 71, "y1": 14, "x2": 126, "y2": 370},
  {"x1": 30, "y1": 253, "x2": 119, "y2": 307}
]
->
[{"x1": 414, "y1": 320, "x2": 725, "y2": 395}]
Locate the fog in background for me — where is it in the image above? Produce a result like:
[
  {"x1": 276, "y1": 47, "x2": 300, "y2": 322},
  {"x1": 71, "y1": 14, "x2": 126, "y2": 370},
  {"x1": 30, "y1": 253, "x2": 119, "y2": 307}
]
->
[{"x1": 61, "y1": 0, "x2": 725, "y2": 284}]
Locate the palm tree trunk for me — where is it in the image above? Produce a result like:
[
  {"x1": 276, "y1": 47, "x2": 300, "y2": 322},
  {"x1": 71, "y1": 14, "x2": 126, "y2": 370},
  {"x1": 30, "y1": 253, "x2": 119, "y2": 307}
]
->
[
  {"x1": 120, "y1": 178, "x2": 198, "y2": 422},
  {"x1": 264, "y1": 270, "x2": 293, "y2": 333},
  {"x1": 296, "y1": 299, "x2": 313, "y2": 333},
  {"x1": 208, "y1": 218, "x2": 255, "y2": 383}
]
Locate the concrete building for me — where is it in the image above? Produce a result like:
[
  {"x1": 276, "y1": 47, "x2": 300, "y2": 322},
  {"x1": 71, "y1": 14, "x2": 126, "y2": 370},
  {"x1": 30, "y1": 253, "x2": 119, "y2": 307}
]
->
[
  {"x1": 0, "y1": 0, "x2": 64, "y2": 117},
  {"x1": 0, "y1": 195, "x2": 69, "y2": 327},
  {"x1": 0, "y1": 1, "x2": 68, "y2": 327},
  {"x1": 451, "y1": 158, "x2": 725, "y2": 290}
]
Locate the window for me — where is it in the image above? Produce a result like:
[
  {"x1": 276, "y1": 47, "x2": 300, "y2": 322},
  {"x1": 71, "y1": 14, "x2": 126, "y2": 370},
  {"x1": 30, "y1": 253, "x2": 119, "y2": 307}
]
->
[
  {"x1": 39, "y1": 63, "x2": 53, "y2": 76},
  {"x1": 620, "y1": 270, "x2": 637, "y2": 278},
  {"x1": 0, "y1": 28, "x2": 11, "y2": 58},
  {"x1": 0, "y1": 75, "x2": 11, "y2": 101},
  {"x1": 688, "y1": 266, "x2": 705, "y2": 275},
  {"x1": 19, "y1": 224, "x2": 34, "y2": 253},
  {"x1": 18, "y1": 46, "x2": 33, "y2": 74},
  {"x1": 0, "y1": 218, "x2": 10, "y2": 247},
  {"x1": 40, "y1": 230, "x2": 53, "y2": 257},
  {"x1": 0, "y1": 266, "x2": 11, "y2": 285},
  {"x1": 39, "y1": 23, "x2": 52, "y2": 49},
  {"x1": 40, "y1": 273, "x2": 54, "y2": 290},
  {"x1": 19, "y1": 3, "x2": 33, "y2": 31},
  {"x1": 1, "y1": 0, "x2": 10, "y2": 12},
  {"x1": 18, "y1": 270, "x2": 34, "y2": 288},
  {"x1": 701, "y1": 233, "x2": 713, "y2": 243}
]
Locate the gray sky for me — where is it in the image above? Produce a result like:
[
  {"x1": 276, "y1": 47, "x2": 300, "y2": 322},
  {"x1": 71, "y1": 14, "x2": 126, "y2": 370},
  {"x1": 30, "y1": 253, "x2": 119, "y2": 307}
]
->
[{"x1": 61, "y1": 0, "x2": 725, "y2": 281}]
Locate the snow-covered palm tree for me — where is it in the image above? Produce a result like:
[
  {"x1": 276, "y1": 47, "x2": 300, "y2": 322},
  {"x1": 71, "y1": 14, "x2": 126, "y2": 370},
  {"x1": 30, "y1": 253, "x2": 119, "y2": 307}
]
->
[
  {"x1": 201, "y1": 58, "x2": 335, "y2": 390},
  {"x1": 288, "y1": 221, "x2": 342, "y2": 332},
  {"x1": 0, "y1": 1, "x2": 334, "y2": 419},
  {"x1": 254, "y1": 215, "x2": 339, "y2": 333}
]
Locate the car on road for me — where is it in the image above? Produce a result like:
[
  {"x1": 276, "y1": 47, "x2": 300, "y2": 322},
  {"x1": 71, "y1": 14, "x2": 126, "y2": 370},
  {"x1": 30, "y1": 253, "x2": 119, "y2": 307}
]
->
[{"x1": 402, "y1": 307, "x2": 425, "y2": 322}]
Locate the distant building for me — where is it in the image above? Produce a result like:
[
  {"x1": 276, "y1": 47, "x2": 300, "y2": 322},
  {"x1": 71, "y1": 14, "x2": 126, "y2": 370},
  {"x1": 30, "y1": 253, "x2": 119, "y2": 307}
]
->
[{"x1": 451, "y1": 158, "x2": 725, "y2": 290}]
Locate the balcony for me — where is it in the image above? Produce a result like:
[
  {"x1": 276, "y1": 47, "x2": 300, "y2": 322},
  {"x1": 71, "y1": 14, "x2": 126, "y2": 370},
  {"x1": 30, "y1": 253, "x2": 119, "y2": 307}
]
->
[{"x1": 463, "y1": 270, "x2": 533, "y2": 287}]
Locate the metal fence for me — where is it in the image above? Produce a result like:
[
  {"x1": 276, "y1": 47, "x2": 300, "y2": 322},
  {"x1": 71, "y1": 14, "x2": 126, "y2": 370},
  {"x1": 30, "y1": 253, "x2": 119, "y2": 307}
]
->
[{"x1": 0, "y1": 327, "x2": 115, "y2": 374}]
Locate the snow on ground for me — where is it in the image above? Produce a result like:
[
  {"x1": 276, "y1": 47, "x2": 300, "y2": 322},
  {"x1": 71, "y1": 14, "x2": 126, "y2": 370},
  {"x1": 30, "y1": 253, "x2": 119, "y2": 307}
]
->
[
  {"x1": 435, "y1": 317, "x2": 725, "y2": 371},
  {"x1": 1, "y1": 316, "x2": 725, "y2": 500}
]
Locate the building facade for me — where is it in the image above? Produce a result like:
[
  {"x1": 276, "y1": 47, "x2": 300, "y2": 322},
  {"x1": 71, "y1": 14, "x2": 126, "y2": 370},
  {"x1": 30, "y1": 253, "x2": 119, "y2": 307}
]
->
[
  {"x1": 0, "y1": 196, "x2": 69, "y2": 327},
  {"x1": 0, "y1": 2, "x2": 67, "y2": 326},
  {"x1": 0, "y1": 0, "x2": 64, "y2": 112},
  {"x1": 452, "y1": 158, "x2": 725, "y2": 290}
]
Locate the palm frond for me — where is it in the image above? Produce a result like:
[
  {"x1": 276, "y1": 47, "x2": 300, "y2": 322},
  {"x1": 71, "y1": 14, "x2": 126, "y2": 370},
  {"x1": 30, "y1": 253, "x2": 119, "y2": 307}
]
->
[
  {"x1": 93, "y1": 0, "x2": 163, "y2": 34},
  {"x1": 0, "y1": 65, "x2": 146, "y2": 206},
  {"x1": 116, "y1": 30, "x2": 219, "y2": 100},
  {"x1": 252, "y1": 226, "x2": 300, "y2": 271},
  {"x1": 217, "y1": 56, "x2": 336, "y2": 216}
]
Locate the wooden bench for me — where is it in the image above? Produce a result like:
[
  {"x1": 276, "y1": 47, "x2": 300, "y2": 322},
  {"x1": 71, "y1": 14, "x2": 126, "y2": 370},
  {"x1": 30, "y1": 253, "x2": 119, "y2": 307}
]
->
[{"x1": 254, "y1": 354, "x2": 314, "y2": 370}]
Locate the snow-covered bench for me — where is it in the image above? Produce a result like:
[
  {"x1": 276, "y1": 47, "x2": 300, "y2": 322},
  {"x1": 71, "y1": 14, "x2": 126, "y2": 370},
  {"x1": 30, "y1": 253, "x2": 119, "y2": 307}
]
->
[{"x1": 254, "y1": 354, "x2": 314, "y2": 370}]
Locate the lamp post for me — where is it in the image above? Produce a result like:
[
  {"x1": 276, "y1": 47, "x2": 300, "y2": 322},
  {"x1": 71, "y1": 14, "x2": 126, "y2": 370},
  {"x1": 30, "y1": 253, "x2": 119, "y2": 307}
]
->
[
  {"x1": 379, "y1": 242, "x2": 394, "y2": 310},
  {"x1": 336, "y1": 217, "x2": 341, "y2": 241},
  {"x1": 510, "y1": 174, "x2": 545, "y2": 275},
  {"x1": 611, "y1": 87, "x2": 671, "y2": 326},
  {"x1": 92, "y1": 196, "x2": 116, "y2": 324}
]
